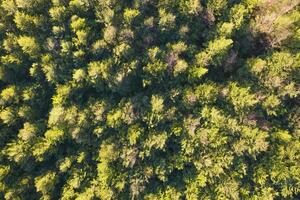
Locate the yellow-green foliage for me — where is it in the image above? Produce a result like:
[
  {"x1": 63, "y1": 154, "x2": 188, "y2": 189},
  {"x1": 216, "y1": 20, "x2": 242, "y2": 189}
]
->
[{"x1": 0, "y1": 0, "x2": 299, "y2": 199}]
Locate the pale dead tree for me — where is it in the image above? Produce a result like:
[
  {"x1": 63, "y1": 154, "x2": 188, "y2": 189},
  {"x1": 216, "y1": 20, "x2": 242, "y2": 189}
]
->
[
  {"x1": 244, "y1": 112, "x2": 271, "y2": 131},
  {"x1": 130, "y1": 178, "x2": 145, "y2": 200},
  {"x1": 142, "y1": 35, "x2": 153, "y2": 49},
  {"x1": 251, "y1": 0, "x2": 300, "y2": 48},
  {"x1": 121, "y1": 147, "x2": 138, "y2": 168},
  {"x1": 120, "y1": 101, "x2": 138, "y2": 125},
  {"x1": 224, "y1": 51, "x2": 238, "y2": 73},
  {"x1": 259, "y1": 122, "x2": 271, "y2": 131},
  {"x1": 253, "y1": 0, "x2": 300, "y2": 31},
  {"x1": 166, "y1": 52, "x2": 178, "y2": 73},
  {"x1": 203, "y1": 9, "x2": 215, "y2": 26},
  {"x1": 120, "y1": 29, "x2": 134, "y2": 42},
  {"x1": 185, "y1": 90, "x2": 197, "y2": 105},
  {"x1": 184, "y1": 115, "x2": 200, "y2": 136}
]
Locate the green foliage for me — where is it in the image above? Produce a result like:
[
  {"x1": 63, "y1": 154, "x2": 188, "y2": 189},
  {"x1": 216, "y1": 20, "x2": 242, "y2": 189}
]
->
[
  {"x1": 123, "y1": 8, "x2": 140, "y2": 24},
  {"x1": 44, "y1": 129, "x2": 64, "y2": 142},
  {"x1": 1, "y1": 0, "x2": 17, "y2": 14},
  {"x1": 14, "y1": 11, "x2": 42, "y2": 33},
  {"x1": 145, "y1": 186, "x2": 181, "y2": 200},
  {"x1": 0, "y1": 0, "x2": 299, "y2": 199},
  {"x1": 143, "y1": 131, "x2": 168, "y2": 156},
  {"x1": 128, "y1": 124, "x2": 143, "y2": 145},
  {"x1": 195, "y1": 82, "x2": 219, "y2": 104},
  {"x1": 88, "y1": 60, "x2": 111, "y2": 82},
  {"x1": 59, "y1": 157, "x2": 73, "y2": 172},
  {"x1": 0, "y1": 107, "x2": 16, "y2": 125},
  {"x1": 15, "y1": 0, "x2": 48, "y2": 10},
  {"x1": 35, "y1": 172, "x2": 58, "y2": 197},
  {"x1": 173, "y1": 59, "x2": 188, "y2": 76},
  {"x1": 106, "y1": 108, "x2": 123, "y2": 128},
  {"x1": 179, "y1": 0, "x2": 202, "y2": 15},
  {"x1": 226, "y1": 82, "x2": 258, "y2": 113},
  {"x1": 72, "y1": 68, "x2": 86, "y2": 82},
  {"x1": 196, "y1": 37, "x2": 233, "y2": 67},
  {"x1": 151, "y1": 95, "x2": 164, "y2": 113},
  {"x1": 144, "y1": 60, "x2": 168, "y2": 75},
  {"x1": 49, "y1": 6, "x2": 67, "y2": 22},
  {"x1": 0, "y1": 86, "x2": 17, "y2": 104},
  {"x1": 70, "y1": 15, "x2": 86, "y2": 31},
  {"x1": 3, "y1": 140, "x2": 30, "y2": 163},
  {"x1": 18, "y1": 122, "x2": 38, "y2": 141},
  {"x1": 17, "y1": 36, "x2": 40, "y2": 57},
  {"x1": 158, "y1": 9, "x2": 176, "y2": 31}
]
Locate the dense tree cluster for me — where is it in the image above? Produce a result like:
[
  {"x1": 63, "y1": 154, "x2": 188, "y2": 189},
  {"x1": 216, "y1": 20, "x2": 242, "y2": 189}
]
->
[{"x1": 0, "y1": 0, "x2": 299, "y2": 199}]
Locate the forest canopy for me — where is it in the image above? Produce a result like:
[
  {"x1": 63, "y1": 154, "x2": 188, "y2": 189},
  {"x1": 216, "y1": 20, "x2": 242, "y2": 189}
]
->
[{"x1": 0, "y1": 0, "x2": 300, "y2": 199}]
